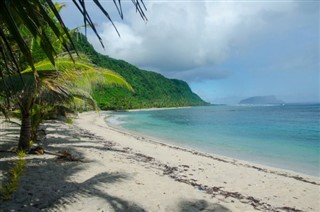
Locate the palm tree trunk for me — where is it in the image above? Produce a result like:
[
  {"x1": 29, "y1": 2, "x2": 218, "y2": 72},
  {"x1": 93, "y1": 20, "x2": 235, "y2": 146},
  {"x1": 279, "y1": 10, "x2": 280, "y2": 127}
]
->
[{"x1": 18, "y1": 111, "x2": 32, "y2": 151}]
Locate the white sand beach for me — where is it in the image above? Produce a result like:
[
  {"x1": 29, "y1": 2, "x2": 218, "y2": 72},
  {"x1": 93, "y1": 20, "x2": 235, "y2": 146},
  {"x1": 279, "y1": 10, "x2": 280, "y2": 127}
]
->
[{"x1": 0, "y1": 111, "x2": 319, "y2": 211}]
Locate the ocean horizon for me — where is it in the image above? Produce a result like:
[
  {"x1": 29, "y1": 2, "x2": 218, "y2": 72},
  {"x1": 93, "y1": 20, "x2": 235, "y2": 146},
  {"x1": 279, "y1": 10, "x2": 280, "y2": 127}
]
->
[{"x1": 105, "y1": 104, "x2": 320, "y2": 176}]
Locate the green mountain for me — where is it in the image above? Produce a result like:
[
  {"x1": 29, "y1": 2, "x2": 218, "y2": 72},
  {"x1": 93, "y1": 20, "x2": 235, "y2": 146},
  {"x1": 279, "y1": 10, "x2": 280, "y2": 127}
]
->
[{"x1": 72, "y1": 33, "x2": 208, "y2": 110}]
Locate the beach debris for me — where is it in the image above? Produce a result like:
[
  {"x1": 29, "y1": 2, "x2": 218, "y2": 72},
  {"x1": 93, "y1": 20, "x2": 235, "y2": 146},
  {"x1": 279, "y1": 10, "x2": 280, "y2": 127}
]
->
[
  {"x1": 56, "y1": 150, "x2": 82, "y2": 162},
  {"x1": 57, "y1": 150, "x2": 73, "y2": 160},
  {"x1": 68, "y1": 125, "x2": 311, "y2": 212},
  {"x1": 163, "y1": 165, "x2": 178, "y2": 175},
  {"x1": 123, "y1": 147, "x2": 132, "y2": 151},
  {"x1": 28, "y1": 146, "x2": 45, "y2": 155},
  {"x1": 198, "y1": 185, "x2": 206, "y2": 191},
  {"x1": 120, "y1": 147, "x2": 306, "y2": 211},
  {"x1": 276, "y1": 206, "x2": 303, "y2": 212},
  {"x1": 147, "y1": 136, "x2": 319, "y2": 186},
  {"x1": 134, "y1": 153, "x2": 155, "y2": 163},
  {"x1": 159, "y1": 161, "x2": 304, "y2": 212}
]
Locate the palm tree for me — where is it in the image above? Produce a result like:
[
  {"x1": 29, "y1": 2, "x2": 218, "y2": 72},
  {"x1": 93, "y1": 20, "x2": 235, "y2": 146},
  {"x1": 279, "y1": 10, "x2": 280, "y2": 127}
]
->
[
  {"x1": 0, "y1": 1, "x2": 145, "y2": 151},
  {"x1": 0, "y1": 55, "x2": 133, "y2": 151}
]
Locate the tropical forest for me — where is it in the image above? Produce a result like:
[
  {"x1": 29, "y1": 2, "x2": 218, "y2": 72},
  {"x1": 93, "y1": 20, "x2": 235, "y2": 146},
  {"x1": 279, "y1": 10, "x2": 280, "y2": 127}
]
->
[{"x1": 0, "y1": 1, "x2": 206, "y2": 152}]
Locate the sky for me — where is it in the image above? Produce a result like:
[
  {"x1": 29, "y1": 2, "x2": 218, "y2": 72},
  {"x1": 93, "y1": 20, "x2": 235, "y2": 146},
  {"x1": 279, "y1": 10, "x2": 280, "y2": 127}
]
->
[{"x1": 59, "y1": 0, "x2": 319, "y2": 104}]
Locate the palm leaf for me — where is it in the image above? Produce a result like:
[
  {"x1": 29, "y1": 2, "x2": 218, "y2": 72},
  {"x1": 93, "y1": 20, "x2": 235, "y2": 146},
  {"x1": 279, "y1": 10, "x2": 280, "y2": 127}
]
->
[
  {"x1": 93, "y1": 0, "x2": 120, "y2": 37},
  {"x1": 23, "y1": 56, "x2": 133, "y2": 92},
  {"x1": 0, "y1": 1, "x2": 35, "y2": 71},
  {"x1": 15, "y1": 0, "x2": 57, "y2": 66},
  {"x1": 45, "y1": 0, "x2": 77, "y2": 61},
  {"x1": 0, "y1": 0, "x2": 145, "y2": 109},
  {"x1": 11, "y1": 55, "x2": 132, "y2": 111}
]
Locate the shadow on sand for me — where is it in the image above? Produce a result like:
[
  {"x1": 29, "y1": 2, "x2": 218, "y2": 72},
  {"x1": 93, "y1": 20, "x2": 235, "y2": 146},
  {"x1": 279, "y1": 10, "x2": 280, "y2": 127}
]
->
[
  {"x1": 177, "y1": 199, "x2": 231, "y2": 212},
  {"x1": 1, "y1": 120, "x2": 232, "y2": 212},
  {"x1": 0, "y1": 120, "x2": 146, "y2": 211}
]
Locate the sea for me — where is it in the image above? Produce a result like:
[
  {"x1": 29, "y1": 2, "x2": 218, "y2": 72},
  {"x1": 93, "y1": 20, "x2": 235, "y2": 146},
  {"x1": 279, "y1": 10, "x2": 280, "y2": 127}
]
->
[{"x1": 105, "y1": 104, "x2": 320, "y2": 176}]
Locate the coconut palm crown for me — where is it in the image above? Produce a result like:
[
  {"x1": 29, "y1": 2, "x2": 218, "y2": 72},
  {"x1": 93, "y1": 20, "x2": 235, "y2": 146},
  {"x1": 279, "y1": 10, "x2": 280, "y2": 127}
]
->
[
  {"x1": 0, "y1": 54, "x2": 133, "y2": 150},
  {"x1": 0, "y1": 1, "x2": 146, "y2": 151}
]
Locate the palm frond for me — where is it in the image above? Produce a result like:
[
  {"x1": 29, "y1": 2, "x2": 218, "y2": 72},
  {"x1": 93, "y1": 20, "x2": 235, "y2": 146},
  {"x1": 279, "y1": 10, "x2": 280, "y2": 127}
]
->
[
  {"x1": 70, "y1": 88, "x2": 98, "y2": 110},
  {"x1": 6, "y1": 55, "x2": 132, "y2": 112},
  {"x1": 0, "y1": 1, "x2": 35, "y2": 70},
  {"x1": 0, "y1": 0, "x2": 146, "y2": 106},
  {"x1": 23, "y1": 56, "x2": 133, "y2": 93}
]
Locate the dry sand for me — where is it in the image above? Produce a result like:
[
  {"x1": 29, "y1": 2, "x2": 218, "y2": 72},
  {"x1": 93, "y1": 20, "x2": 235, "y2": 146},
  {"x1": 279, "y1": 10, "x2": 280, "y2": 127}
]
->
[{"x1": 0, "y1": 111, "x2": 319, "y2": 211}]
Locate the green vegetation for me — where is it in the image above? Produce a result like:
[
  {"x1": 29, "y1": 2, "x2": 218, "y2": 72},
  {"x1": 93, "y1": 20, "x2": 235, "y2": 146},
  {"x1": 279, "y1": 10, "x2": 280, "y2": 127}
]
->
[
  {"x1": 17, "y1": 150, "x2": 27, "y2": 158},
  {"x1": 0, "y1": 0, "x2": 147, "y2": 203},
  {"x1": 0, "y1": 0, "x2": 205, "y2": 154},
  {"x1": 0, "y1": 2, "x2": 135, "y2": 151},
  {"x1": 0, "y1": 159, "x2": 27, "y2": 201},
  {"x1": 0, "y1": 1, "x2": 146, "y2": 78},
  {"x1": 73, "y1": 33, "x2": 208, "y2": 110},
  {"x1": 0, "y1": 54, "x2": 132, "y2": 151},
  {"x1": 66, "y1": 117, "x2": 73, "y2": 125}
]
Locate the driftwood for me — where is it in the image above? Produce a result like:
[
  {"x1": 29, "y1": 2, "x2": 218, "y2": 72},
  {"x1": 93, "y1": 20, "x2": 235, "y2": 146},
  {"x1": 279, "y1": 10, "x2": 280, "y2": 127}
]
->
[
  {"x1": 28, "y1": 147, "x2": 84, "y2": 162},
  {"x1": 28, "y1": 146, "x2": 45, "y2": 155}
]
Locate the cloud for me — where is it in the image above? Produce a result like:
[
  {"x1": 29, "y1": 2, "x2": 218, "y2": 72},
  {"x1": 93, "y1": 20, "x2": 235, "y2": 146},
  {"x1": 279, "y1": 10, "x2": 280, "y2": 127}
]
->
[
  {"x1": 168, "y1": 66, "x2": 231, "y2": 82},
  {"x1": 87, "y1": 1, "x2": 318, "y2": 82}
]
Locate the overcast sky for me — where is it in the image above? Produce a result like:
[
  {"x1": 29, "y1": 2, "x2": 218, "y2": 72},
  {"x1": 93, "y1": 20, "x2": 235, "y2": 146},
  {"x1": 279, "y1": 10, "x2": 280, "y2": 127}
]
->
[{"x1": 60, "y1": 0, "x2": 319, "y2": 104}]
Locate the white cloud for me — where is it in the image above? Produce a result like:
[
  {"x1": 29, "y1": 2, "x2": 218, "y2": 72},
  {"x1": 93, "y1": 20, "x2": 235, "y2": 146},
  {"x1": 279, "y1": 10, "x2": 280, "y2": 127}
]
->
[{"x1": 88, "y1": 1, "x2": 318, "y2": 81}]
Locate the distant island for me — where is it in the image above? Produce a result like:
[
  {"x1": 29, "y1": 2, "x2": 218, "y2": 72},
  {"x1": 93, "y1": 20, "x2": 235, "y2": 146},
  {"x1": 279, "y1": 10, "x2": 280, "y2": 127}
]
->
[{"x1": 239, "y1": 96, "x2": 285, "y2": 105}]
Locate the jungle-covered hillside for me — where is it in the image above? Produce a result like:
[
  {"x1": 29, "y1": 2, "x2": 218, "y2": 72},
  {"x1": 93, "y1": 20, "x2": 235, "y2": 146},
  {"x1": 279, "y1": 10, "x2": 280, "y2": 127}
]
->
[{"x1": 73, "y1": 33, "x2": 208, "y2": 110}]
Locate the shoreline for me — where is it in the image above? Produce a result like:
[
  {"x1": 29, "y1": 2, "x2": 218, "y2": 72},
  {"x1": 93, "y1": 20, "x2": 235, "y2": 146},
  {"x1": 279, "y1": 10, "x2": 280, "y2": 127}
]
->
[
  {"x1": 74, "y1": 111, "x2": 320, "y2": 210},
  {"x1": 104, "y1": 110, "x2": 319, "y2": 178},
  {"x1": 1, "y1": 111, "x2": 319, "y2": 211},
  {"x1": 100, "y1": 111, "x2": 319, "y2": 182}
]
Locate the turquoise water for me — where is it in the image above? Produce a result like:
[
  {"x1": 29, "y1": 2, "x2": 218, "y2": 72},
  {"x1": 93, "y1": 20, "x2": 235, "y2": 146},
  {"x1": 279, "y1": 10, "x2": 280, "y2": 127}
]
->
[{"x1": 106, "y1": 104, "x2": 320, "y2": 176}]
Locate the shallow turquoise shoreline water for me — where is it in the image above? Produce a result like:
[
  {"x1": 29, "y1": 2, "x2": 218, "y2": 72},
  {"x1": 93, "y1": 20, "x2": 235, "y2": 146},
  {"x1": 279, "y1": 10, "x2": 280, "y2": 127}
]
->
[{"x1": 105, "y1": 104, "x2": 320, "y2": 176}]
